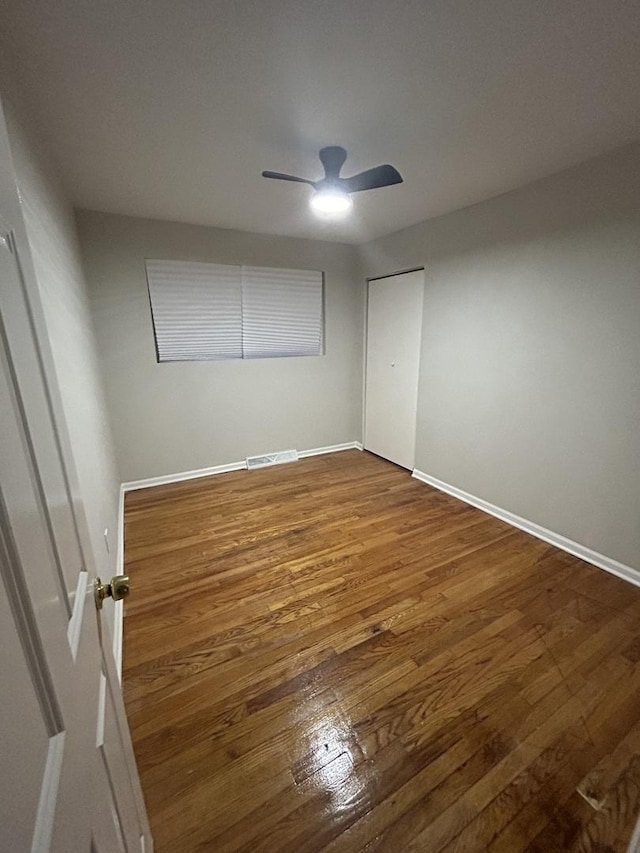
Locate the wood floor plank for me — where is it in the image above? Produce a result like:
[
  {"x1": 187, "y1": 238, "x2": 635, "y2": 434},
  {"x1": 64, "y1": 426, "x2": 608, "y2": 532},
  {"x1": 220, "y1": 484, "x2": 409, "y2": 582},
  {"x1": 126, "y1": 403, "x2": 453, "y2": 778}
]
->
[{"x1": 122, "y1": 450, "x2": 640, "y2": 851}]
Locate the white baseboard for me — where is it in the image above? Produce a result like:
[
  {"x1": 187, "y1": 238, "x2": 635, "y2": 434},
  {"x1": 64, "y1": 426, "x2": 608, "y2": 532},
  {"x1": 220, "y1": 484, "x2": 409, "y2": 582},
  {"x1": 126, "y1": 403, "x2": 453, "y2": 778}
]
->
[
  {"x1": 122, "y1": 460, "x2": 247, "y2": 492},
  {"x1": 298, "y1": 441, "x2": 363, "y2": 459},
  {"x1": 121, "y1": 441, "x2": 363, "y2": 493},
  {"x1": 412, "y1": 468, "x2": 640, "y2": 588}
]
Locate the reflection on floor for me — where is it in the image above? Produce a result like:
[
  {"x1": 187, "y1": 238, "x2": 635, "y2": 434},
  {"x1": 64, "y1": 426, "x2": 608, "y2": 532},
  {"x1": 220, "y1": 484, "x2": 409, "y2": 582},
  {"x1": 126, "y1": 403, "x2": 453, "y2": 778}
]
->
[{"x1": 123, "y1": 449, "x2": 640, "y2": 852}]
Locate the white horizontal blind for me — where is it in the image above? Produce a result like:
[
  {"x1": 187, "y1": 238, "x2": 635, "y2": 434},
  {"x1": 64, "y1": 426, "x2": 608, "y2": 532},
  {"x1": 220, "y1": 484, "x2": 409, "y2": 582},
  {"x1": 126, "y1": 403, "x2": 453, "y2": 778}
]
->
[
  {"x1": 145, "y1": 260, "x2": 242, "y2": 361},
  {"x1": 145, "y1": 260, "x2": 324, "y2": 362},
  {"x1": 241, "y1": 266, "x2": 324, "y2": 358}
]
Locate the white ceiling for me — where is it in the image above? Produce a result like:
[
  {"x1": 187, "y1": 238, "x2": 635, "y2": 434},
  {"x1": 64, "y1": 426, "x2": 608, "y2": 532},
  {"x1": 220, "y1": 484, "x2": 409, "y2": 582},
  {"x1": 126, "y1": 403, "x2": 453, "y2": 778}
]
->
[{"x1": 2, "y1": 0, "x2": 640, "y2": 243}]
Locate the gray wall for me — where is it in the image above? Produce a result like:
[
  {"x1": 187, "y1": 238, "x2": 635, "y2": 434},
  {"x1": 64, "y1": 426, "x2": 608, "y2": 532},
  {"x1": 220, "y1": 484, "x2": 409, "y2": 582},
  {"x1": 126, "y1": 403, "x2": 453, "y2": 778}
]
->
[
  {"x1": 0, "y1": 87, "x2": 121, "y2": 628},
  {"x1": 359, "y1": 142, "x2": 640, "y2": 570},
  {"x1": 76, "y1": 210, "x2": 363, "y2": 482}
]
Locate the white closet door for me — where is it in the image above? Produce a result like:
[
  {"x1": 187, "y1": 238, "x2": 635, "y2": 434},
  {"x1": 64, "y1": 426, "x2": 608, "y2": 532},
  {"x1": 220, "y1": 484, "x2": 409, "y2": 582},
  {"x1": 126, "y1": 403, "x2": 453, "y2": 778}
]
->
[{"x1": 365, "y1": 269, "x2": 424, "y2": 469}]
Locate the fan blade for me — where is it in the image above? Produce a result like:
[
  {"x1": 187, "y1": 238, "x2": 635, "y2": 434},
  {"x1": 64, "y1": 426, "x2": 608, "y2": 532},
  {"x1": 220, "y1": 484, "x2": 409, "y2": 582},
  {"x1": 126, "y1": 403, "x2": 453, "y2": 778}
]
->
[
  {"x1": 319, "y1": 146, "x2": 347, "y2": 179},
  {"x1": 342, "y1": 164, "x2": 403, "y2": 193},
  {"x1": 262, "y1": 171, "x2": 314, "y2": 185}
]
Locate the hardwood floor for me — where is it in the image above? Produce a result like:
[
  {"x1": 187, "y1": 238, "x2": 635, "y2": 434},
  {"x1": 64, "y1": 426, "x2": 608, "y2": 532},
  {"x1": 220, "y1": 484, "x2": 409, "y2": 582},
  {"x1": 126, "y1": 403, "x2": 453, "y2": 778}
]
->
[{"x1": 122, "y1": 450, "x2": 640, "y2": 852}]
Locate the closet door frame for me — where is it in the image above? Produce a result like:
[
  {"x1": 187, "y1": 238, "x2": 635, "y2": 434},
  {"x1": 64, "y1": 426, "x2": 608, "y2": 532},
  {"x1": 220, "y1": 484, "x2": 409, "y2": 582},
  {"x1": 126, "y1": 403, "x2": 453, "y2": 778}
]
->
[{"x1": 363, "y1": 266, "x2": 425, "y2": 470}]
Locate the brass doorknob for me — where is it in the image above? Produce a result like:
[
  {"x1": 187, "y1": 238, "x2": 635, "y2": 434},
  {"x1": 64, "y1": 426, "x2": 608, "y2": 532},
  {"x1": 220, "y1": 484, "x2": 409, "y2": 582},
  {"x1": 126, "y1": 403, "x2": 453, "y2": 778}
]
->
[{"x1": 94, "y1": 574, "x2": 131, "y2": 610}]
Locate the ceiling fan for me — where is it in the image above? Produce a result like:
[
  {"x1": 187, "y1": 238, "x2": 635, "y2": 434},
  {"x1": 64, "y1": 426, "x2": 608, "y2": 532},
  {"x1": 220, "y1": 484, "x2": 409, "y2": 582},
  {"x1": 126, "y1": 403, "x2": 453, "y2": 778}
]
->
[{"x1": 262, "y1": 146, "x2": 403, "y2": 216}]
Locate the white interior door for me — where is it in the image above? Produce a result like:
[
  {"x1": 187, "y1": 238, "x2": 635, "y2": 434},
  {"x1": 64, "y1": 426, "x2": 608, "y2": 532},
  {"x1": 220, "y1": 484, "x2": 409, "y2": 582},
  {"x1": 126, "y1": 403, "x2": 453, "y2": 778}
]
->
[
  {"x1": 0, "y1": 213, "x2": 151, "y2": 848},
  {"x1": 364, "y1": 269, "x2": 424, "y2": 470}
]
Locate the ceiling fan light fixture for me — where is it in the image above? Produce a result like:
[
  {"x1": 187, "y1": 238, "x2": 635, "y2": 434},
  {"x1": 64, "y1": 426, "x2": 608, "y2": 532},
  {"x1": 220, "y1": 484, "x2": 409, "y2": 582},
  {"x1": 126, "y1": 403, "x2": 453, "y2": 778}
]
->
[
  {"x1": 263, "y1": 146, "x2": 402, "y2": 219},
  {"x1": 310, "y1": 187, "x2": 353, "y2": 216}
]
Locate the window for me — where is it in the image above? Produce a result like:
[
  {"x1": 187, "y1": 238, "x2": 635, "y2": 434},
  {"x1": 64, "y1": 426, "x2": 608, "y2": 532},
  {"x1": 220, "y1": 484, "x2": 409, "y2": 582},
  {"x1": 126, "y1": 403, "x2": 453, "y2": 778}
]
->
[
  {"x1": 145, "y1": 260, "x2": 324, "y2": 362},
  {"x1": 145, "y1": 260, "x2": 242, "y2": 361},
  {"x1": 241, "y1": 266, "x2": 324, "y2": 359}
]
